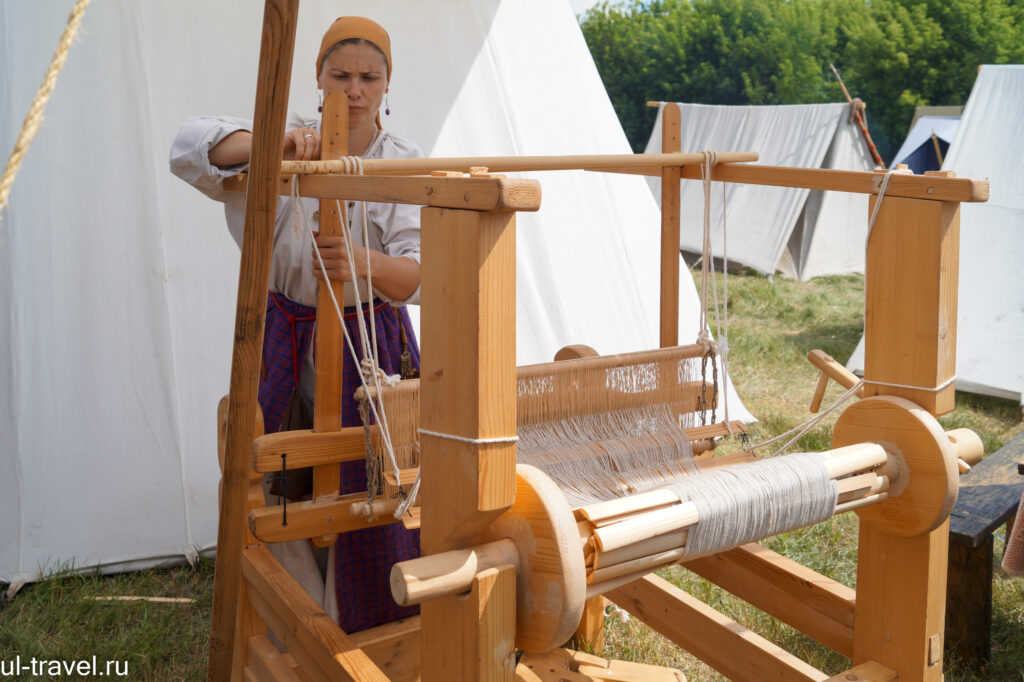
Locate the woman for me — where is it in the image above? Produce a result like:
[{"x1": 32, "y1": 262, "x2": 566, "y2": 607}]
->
[{"x1": 170, "y1": 16, "x2": 420, "y2": 633}]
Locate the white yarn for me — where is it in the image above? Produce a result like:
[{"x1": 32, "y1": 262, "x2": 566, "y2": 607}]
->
[
  {"x1": 863, "y1": 374, "x2": 956, "y2": 392},
  {"x1": 604, "y1": 603, "x2": 631, "y2": 624},
  {"x1": 417, "y1": 429, "x2": 519, "y2": 445},
  {"x1": 663, "y1": 452, "x2": 837, "y2": 559}
]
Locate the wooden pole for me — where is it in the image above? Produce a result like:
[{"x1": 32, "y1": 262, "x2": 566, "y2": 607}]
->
[
  {"x1": 207, "y1": 1, "x2": 299, "y2": 680},
  {"x1": 830, "y1": 63, "x2": 885, "y2": 167},
  {"x1": 659, "y1": 103, "x2": 681, "y2": 347},
  {"x1": 310, "y1": 91, "x2": 347, "y2": 547}
]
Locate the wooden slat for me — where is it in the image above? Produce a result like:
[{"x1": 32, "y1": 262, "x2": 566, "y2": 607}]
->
[
  {"x1": 597, "y1": 162, "x2": 988, "y2": 202},
  {"x1": 247, "y1": 634, "x2": 303, "y2": 682},
  {"x1": 607, "y1": 574, "x2": 829, "y2": 681},
  {"x1": 224, "y1": 174, "x2": 542, "y2": 213},
  {"x1": 209, "y1": 2, "x2": 299, "y2": 679},
  {"x1": 252, "y1": 427, "x2": 365, "y2": 472},
  {"x1": 659, "y1": 103, "x2": 681, "y2": 348},
  {"x1": 572, "y1": 596, "x2": 608, "y2": 653},
  {"x1": 348, "y1": 616, "x2": 421, "y2": 682},
  {"x1": 249, "y1": 492, "x2": 400, "y2": 543},
  {"x1": 242, "y1": 546, "x2": 388, "y2": 682},
  {"x1": 823, "y1": 661, "x2": 897, "y2": 682},
  {"x1": 683, "y1": 543, "x2": 856, "y2": 656},
  {"x1": 310, "y1": 91, "x2": 346, "y2": 547}
]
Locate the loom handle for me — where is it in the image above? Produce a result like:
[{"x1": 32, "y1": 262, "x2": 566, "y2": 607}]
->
[
  {"x1": 390, "y1": 538, "x2": 519, "y2": 607},
  {"x1": 807, "y1": 349, "x2": 864, "y2": 413}
]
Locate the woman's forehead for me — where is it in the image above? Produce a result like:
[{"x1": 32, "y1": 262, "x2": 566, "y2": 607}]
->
[{"x1": 322, "y1": 43, "x2": 387, "y2": 72}]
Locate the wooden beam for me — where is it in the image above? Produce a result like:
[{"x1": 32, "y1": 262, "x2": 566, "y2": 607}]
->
[
  {"x1": 659, "y1": 103, "x2": 681, "y2": 348},
  {"x1": 249, "y1": 492, "x2": 401, "y2": 543},
  {"x1": 242, "y1": 546, "x2": 388, "y2": 682},
  {"x1": 607, "y1": 574, "x2": 829, "y2": 681},
  {"x1": 224, "y1": 174, "x2": 542, "y2": 213},
  {"x1": 683, "y1": 543, "x2": 855, "y2": 656},
  {"x1": 596, "y1": 163, "x2": 988, "y2": 202},
  {"x1": 310, "y1": 91, "x2": 346, "y2": 547},
  {"x1": 864, "y1": 191, "x2": 960, "y2": 415},
  {"x1": 348, "y1": 616, "x2": 421, "y2": 682},
  {"x1": 252, "y1": 427, "x2": 365, "y2": 472},
  {"x1": 418, "y1": 204, "x2": 518, "y2": 682},
  {"x1": 208, "y1": 1, "x2": 299, "y2": 679},
  {"x1": 247, "y1": 634, "x2": 303, "y2": 682},
  {"x1": 823, "y1": 661, "x2": 897, "y2": 682}
]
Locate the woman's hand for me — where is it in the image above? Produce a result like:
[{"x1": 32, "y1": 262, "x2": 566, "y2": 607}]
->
[
  {"x1": 311, "y1": 231, "x2": 422, "y2": 302},
  {"x1": 312, "y1": 232, "x2": 368, "y2": 282},
  {"x1": 284, "y1": 128, "x2": 321, "y2": 161}
]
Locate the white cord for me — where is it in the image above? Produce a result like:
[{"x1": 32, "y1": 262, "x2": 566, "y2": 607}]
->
[{"x1": 417, "y1": 429, "x2": 519, "y2": 444}]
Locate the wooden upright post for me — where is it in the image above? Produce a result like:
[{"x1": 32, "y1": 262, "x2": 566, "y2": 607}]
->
[
  {"x1": 208, "y1": 1, "x2": 298, "y2": 679},
  {"x1": 659, "y1": 103, "x2": 681, "y2": 348},
  {"x1": 311, "y1": 91, "x2": 348, "y2": 547},
  {"x1": 854, "y1": 182, "x2": 961, "y2": 682},
  {"x1": 418, "y1": 205, "x2": 518, "y2": 681}
]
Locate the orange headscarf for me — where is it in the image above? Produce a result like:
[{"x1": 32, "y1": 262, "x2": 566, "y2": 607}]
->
[{"x1": 316, "y1": 16, "x2": 392, "y2": 81}]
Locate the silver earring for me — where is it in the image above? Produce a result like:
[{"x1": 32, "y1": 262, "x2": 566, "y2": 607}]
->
[
  {"x1": 317, "y1": 90, "x2": 323, "y2": 114},
  {"x1": 385, "y1": 94, "x2": 390, "y2": 116}
]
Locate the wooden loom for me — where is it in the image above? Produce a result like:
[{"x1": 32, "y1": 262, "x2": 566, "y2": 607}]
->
[{"x1": 210, "y1": 3, "x2": 991, "y2": 681}]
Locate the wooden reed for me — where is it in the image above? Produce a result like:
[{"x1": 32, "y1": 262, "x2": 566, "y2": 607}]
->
[{"x1": 280, "y1": 152, "x2": 759, "y2": 176}]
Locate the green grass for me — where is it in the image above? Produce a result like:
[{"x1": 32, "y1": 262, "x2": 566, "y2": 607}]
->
[{"x1": 1, "y1": 269, "x2": 1021, "y2": 680}]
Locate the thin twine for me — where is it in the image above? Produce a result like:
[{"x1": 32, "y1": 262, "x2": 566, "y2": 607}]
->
[
  {"x1": 417, "y1": 429, "x2": 519, "y2": 444},
  {"x1": 291, "y1": 175, "x2": 408, "y2": 514},
  {"x1": 752, "y1": 379, "x2": 865, "y2": 456},
  {"x1": 0, "y1": 0, "x2": 92, "y2": 223},
  {"x1": 699, "y1": 151, "x2": 733, "y2": 434}
]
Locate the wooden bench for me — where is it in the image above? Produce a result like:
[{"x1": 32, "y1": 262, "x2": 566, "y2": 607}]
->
[{"x1": 945, "y1": 430, "x2": 1024, "y2": 668}]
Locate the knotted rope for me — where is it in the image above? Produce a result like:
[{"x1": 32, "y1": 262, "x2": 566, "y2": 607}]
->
[{"x1": 0, "y1": 0, "x2": 92, "y2": 223}]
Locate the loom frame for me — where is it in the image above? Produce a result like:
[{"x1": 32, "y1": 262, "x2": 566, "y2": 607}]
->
[{"x1": 208, "y1": 2, "x2": 990, "y2": 680}]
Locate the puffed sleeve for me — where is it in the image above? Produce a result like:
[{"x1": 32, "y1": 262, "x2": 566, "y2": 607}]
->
[
  {"x1": 169, "y1": 115, "x2": 254, "y2": 201},
  {"x1": 371, "y1": 133, "x2": 424, "y2": 305}
]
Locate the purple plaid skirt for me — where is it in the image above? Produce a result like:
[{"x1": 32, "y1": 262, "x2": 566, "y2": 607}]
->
[{"x1": 259, "y1": 291, "x2": 421, "y2": 633}]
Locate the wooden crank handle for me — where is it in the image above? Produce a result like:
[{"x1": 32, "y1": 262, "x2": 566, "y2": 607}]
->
[
  {"x1": 807, "y1": 349, "x2": 865, "y2": 413},
  {"x1": 946, "y1": 427, "x2": 984, "y2": 473},
  {"x1": 390, "y1": 538, "x2": 519, "y2": 607}
]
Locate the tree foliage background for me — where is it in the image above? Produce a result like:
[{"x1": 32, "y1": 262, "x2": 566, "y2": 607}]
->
[{"x1": 580, "y1": 0, "x2": 1024, "y2": 158}]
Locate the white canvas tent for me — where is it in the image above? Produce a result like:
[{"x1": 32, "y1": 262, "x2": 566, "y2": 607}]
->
[
  {"x1": 0, "y1": 0, "x2": 752, "y2": 586},
  {"x1": 645, "y1": 102, "x2": 877, "y2": 280},
  {"x1": 848, "y1": 65, "x2": 1024, "y2": 404},
  {"x1": 890, "y1": 115, "x2": 959, "y2": 175}
]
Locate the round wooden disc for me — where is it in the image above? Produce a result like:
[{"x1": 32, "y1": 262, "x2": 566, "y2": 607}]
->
[
  {"x1": 482, "y1": 465, "x2": 586, "y2": 653},
  {"x1": 832, "y1": 396, "x2": 958, "y2": 537}
]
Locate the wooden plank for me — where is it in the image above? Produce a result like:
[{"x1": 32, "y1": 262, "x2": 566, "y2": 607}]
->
[
  {"x1": 863, "y1": 194, "x2": 960, "y2": 415},
  {"x1": 945, "y1": 536, "x2": 993, "y2": 668},
  {"x1": 822, "y1": 661, "x2": 897, "y2": 682},
  {"x1": 224, "y1": 174, "x2": 542, "y2": 213},
  {"x1": 249, "y1": 491, "x2": 400, "y2": 543},
  {"x1": 683, "y1": 543, "x2": 855, "y2": 656},
  {"x1": 242, "y1": 546, "x2": 388, "y2": 682},
  {"x1": 209, "y1": 2, "x2": 299, "y2": 679},
  {"x1": 648, "y1": 163, "x2": 986, "y2": 202},
  {"x1": 247, "y1": 634, "x2": 303, "y2": 682},
  {"x1": 659, "y1": 103, "x2": 681, "y2": 348},
  {"x1": 252, "y1": 427, "x2": 366, "y2": 472},
  {"x1": 853, "y1": 522, "x2": 949, "y2": 682},
  {"x1": 348, "y1": 616, "x2": 421, "y2": 682},
  {"x1": 310, "y1": 91, "x2": 347, "y2": 547},
  {"x1": 607, "y1": 574, "x2": 828, "y2": 682},
  {"x1": 949, "y1": 431, "x2": 1024, "y2": 546}
]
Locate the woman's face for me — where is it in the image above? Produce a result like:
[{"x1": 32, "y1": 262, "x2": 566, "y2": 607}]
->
[{"x1": 318, "y1": 42, "x2": 388, "y2": 129}]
